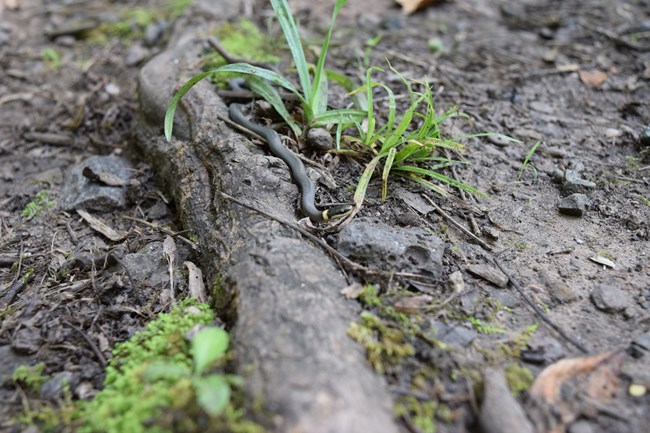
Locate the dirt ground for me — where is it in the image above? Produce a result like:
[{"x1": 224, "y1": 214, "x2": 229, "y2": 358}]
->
[{"x1": 1, "y1": 0, "x2": 649, "y2": 432}]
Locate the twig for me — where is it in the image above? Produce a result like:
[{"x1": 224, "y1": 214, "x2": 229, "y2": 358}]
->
[
  {"x1": 420, "y1": 194, "x2": 493, "y2": 251},
  {"x1": 122, "y1": 216, "x2": 196, "y2": 250},
  {"x1": 216, "y1": 190, "x2": 438, "y2": 283},
  {"x1": 492, "y1": 256, "x2": 588, "y2": 354},
  {"x1": 63, "y1": 320, "x2": 108, "y2": 367}
]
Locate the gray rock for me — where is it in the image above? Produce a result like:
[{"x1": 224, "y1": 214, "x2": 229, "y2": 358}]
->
[
  {"x1": 60, "y1": 156, "x2": 133, "y2": 211},
  {"x1": 430, "y1": 320, "x2": 476, "y2": 348},
  {"x1": 337, "y1": 218, "x2": 444, "y2": 277},
  {"x1": 467, "y1": 264, "x2": 509, "y2": 288},
  {"x1": 568, "y1": 420, "x2": 596, "y2": 433},
  {"x1": 11, "y1": 327, "x2": 42, "y2": 355},
  {"x1": 305, "y1": 128, "x2": 334, "y2": 151},
  {"x1": 632, "y1": 332, "x2": 650, "y2": 352},
  {"x1": 0, "y1": 346, "x2": 30, "y2": 385},
  {"x1": 523, "y1": 335, "x2": 566, "y2": 364},
  {"x1": 640, "y1": 124, "x2": 650, "y2": 147},
  {"x1": 480, "y1": 368, "x2": 534, "y2": 433},
  {"x1": 125, "y1": 43, "x2": 149, "y2": 66},
  {"x1": 561, "y1": 170, "x2": 596, "y2": 196},
  {"x1": 398, "y1": 188, "x2": 436, "y2": 215},
  {"x1": 122, "y1": 241, "x2": 183, "y2": 287},
  {"x1": 590, "y1": 283, "x2": 629, "y2": 313},
  {"x1": 539, "y1": 270, "x2": 576, "y2": 303},
  {"x1": 558, "y1": 193, "x2": 590, "y2": 217},
  {"x1": 40, "y1": 371, "x2": 77, "y2": 400},
  {"x1": 144, "y1": 21, "x2": 166, "y2": 47}
]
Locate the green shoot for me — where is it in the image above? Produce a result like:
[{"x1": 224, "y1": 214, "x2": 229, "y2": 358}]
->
[
  {"x1": 518, "y1": 140, "x2": 540, "y2": 180},
  {"x1": 165, "y1": 0, "x2": 364, "y2": 141}
]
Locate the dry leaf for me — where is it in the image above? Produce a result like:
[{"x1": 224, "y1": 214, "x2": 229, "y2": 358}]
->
[
  {"x1": 394, "y1": 294, "x2": 433, "y2": 313},
  {"x1": 76, "y1": 209, "x2": 126, "y2": 241},
  {"x1": 579, "y1": 70, "x2": 608, "y2": 88},
  {"x1": 340, "y1": 283, "x2": 364, "y2": 299},
  {"x1": 184, "y1": 261, "x2": 207, "y2": 302},
  {"x1": 396, "y1": 0, "x2": 438, "y2": 15},
  {"x1": 163, "y1": 236, "x2": 177, "y2": 303}
]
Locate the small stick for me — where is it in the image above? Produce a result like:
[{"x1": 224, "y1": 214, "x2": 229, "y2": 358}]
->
[
  {"x1": 123, "y1": 216, "x2": 196, "y2": 250},
  {"x1": 64, "y1": 320, "x2": 108, "y2": 367},
  {"x1": 492, "y1": 256, "x2": 588, "y2": 354},
  {"x1": 421, "y1": 194, "x2": 493, "y2": 251}
]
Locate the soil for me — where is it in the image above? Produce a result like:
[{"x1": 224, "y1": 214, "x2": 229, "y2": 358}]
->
[{"x1": 1, "y1": 0, "x2": 649, "y2": 433}]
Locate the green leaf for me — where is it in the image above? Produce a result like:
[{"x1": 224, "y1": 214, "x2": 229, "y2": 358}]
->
[
  {"x1": 164, "y1": 63, "x2": 306, "y2": 141},
  {"x1": 143, "y1": 361, "x2": 192, "y2": 381},
  {"x1": 247, "y1": 76, "x2": 302, "y2": 137},
  {"x1": 270, "y1": 0, "x2": 311, "y2": 98},
  {"x1": 354, "y1": 154, "x2": 384, "y2": 207},
  {"x1": 312, "y1": 108, "x2": 366, "y2": 126},
  {"x1": 394, "y1": 165, "x2": 488, "y2": 198},
  {"x1": 381, "y1": 147, "x2": 396, "y2": 202},
  {"x1": 194, "y1": 375, "x2": 231, "y2": 417},
  {"x1": 310, "y1": 0, "x2": 347, "y2": 117},
  {"x1": 191, "y1": 327, "x2": 229, "y2": 375}
]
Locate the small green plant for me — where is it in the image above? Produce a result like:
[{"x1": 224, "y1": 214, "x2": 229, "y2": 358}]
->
[
  {"x1": 41, "y1": 48, "x2": 61, "y2": 69},
  {"x1": 466, "y1": 316, "x2": 506, "y2": 335},
  {"x1": 22, "y1": 190, "x2": 55, "y2": 219},
  {"x1": 165, "y1": 0, "x2": 365, "y2": 139},
  {"x1": 12, "y1": 362, "x2": 49, "y2": 393},
  {"x1": 518, "y1": 140, "x2": 540, "y2": 180}
]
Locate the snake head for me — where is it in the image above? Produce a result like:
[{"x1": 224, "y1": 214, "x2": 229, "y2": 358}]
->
[{"x1": 322, "y1": 204, "x2": 354, "y2": 221}]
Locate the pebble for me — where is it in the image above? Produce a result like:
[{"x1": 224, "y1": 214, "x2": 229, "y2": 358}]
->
[
  {"x1": 467, "y1": 264, "x2": 509, "y2": 288},
  {"x1": 558, "y1": 193, "x2": 590, "y2": 217},
  {"x1": 429, "y1": 320, "x2": 477, "y2": 348},
  {"x1": 337, "y1": 218, "x2": 444, "y2": 277},
  {"x1": 568, "y1": 420, "x2": 596, "y2": 433},
  {"x1": 561, "y1": 170, "x2": 596, "y2": 196},
  {"x1": 305, "y1": 128, "x2": 334, "y2": 151},
  {"x1": 640, "y1": 124, "x2": 650, "y2": 147},
  {"x1": 539, "y1": 270, "x2": 576, "y2": 303},
  {"x1": 144, "y1": 21, "x2": 166, "y2": 47},
  {"x1": 60, "y1": 155, "x2": 133, "y2": 211},
  {"x1": 125, "y1": 43, "x2": 149, "y2": 66},
  {"x1": 590, "y1": 283, "x2": 629, "y2": 313},
  {"x1": 11, "y1": 327, "x2": 42, "y2": 355},
  {"x1": 479, "y1": 368, "x2": 534, "y2": 433},
  {"x1": 632, "y1": 332, "x2": 650, "y2": 351},
  {"x1": 40, "y1": 371, "x2": 77, "y2": 400}
]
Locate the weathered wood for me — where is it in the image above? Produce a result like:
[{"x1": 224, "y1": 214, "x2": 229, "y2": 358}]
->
[{"x1": 134, "y1": 1, "x2": 398, "y2": 432}]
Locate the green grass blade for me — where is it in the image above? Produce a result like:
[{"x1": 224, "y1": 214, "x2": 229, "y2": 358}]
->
[
  {"x1": 270, "y1": 0, "x2": 311, "y2": 99},
  {"x1": 398, "y1": 173, "x2": 448, "y2": 197},
  {"x1": 165, "y1": 70, "x2": 212, "y2": 141},
  {"x1": 518, "y1": 140, "x2": 540, "y2": 180},
  {"x1": 354, "y1": 154, "x2": 384, "y2": 207},
  {"x1": 310, "y1": 0, "x2": 347, "y2": 116},
  {"x1": 395, "y1": 165, "x2": 488, "y2": 198},
  {"x1": 247, "y1": 76, "x2": 302, "y2": 137},
  {"x1": 381, "y1": 147, "x2": 396, "y2": 202},
  {"x1": 312, "y1": 108, "x2": 366, "y2": 126},
  {"x1": 326, "y1": 69, "x2": 367, "y2": 110}
]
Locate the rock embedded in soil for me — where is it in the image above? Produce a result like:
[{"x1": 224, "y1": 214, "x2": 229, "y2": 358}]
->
[
  {"x1": 590, "y1": 282, "x2": 629, "y2": 313},
  {"x1": 561, "y1": 169, "x2": 596, "y2": 196},
  {"x1": 60, "y1": 155, "x2": 133, "y2": 211},
  {"x1": 305, "y1": 127, "x2": 334, "y2": 151},
  {"x1": 640, "y1": 124, "x2": 650, "y2": 147},
  {"x1": 479, "y1": 368, "x2": 534, "y2": 433},
  {"x1": 11, "y1": 327, "x2": 42, "y2": 355},
  {"x1": 539, "y1": 270, "x2": 577, "y2": 303},
  {"x1": 337, "y1": 218, "x2": 444, "y2": 277},
  {"x1": 466, "y1": 264, "x2": 509, "y2": 288},
  {"x1": 40, "y1": 371, "x2": 78, "y2": 400},
  {"x1": 558, "y1": 193, "x2": 590, "y2": 217}
]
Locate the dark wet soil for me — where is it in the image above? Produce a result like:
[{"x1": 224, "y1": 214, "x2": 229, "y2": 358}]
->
[{"x1": 1, "y1": 0, "x2": 649, "y2": 432}]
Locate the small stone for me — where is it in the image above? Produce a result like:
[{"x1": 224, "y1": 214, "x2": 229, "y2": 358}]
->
[
  {"x1": 482, "y1": 226, "x2": 500, "y2": 240},
  {"x1": 11, "y1": 327, "x2": 42, "y2": 355},
  {"x1": 144, "y1": 21, "x2": 166, "y2": 47},
  {"x1": 305, "y1": 128, "x2": 334, "y2": 151},
  {"x1": 467, "y1": 264, "x2": 509, "y2": 288},
  {"x1": 558, "y1": 193, "x2": 590, "y2": 217},
  {"x1": 125, "y1": 43, "x2": 149, "y2": 66},
  {"x1": 568, "y1": 420, "x2": 596, "y2": 433},
  {"x1": 539, "y1": 270, "x2": 576, "y2": 303},
  {"x1": 105, "y1": 83, "x2": 120, "y2": 96},
  {"x1": 632, "y1": 332, "x2": 650, "y2": 351},
  {"x1": 55, "y1": 35, "x2": 76, "y2": 47},
  {"x1": 591, "y1": 283, "x2": 629, "y2": 313},
  {"x1": 605, "y1": 128, "x2": 621, "y2": 139},
  {"x1": 40, "y1": 371, "x2": 76, "y2": 400},
  {"x1": 640, "y1": 124, "x2": 650, "y2": 147},
  {"x1": 561, "y1": 170, "x2": 596, "y2": 196}
]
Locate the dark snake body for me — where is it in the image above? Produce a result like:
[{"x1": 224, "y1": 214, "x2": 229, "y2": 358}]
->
[{"x1": 229, "y1": 103, "x2": 332, "y2": 223}]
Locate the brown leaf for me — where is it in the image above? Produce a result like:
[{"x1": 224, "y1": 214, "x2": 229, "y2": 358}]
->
[
  {"x1": 184, "y1": 261, "x2": 207, "y2": 303},
  {"x1": 579, "y1": 70, "x2": 608, "y2": 88},
  {"x1": 395, "y1": 0, "x2": 439, "y2": 15},
  {"x1": 394, "y1": 294, "x2": 433, "y2": 313}
]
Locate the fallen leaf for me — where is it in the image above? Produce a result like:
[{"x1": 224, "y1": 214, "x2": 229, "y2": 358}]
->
[
  {"x1": 579, "y1": 70, "x2": 608, "y2": 88},
  {"x1": 76, "y1": 209, "x2": 126, "y2": 241},
  {"x1": 394, "y1": 294, "x2": 433, "y2": 313},
  {"x1": 184, "y1": 261, "x2": 207, "y2": 302},
  {"x1": 395, "y1": 0, "x2": 438, "y2": 15},
  {"x1": 340, "y1": 283, "x2": 364, "y2": 299}
]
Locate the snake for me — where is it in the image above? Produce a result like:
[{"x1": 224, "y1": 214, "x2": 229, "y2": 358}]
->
[{"x1": 227, "y1": 82, "x2": 351, "y2": 223}]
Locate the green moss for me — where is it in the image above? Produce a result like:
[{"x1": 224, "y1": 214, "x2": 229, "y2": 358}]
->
[
  {"x1": 12, "y1": 362, "x2": 49, "y2": 393},
  {"x1": 347, "y1": 311, "x2": 414, "y2": 374},
  {"x1": 394, "y1": 397, "x2": 438, "y2": 433},
  {"x1": 204, "y1": 19, "x2": 281, "y2": 87},
  {"x1": 504, "y1": 364, "x2": 534, "y2": 396},
  {"x1": 22, "y1": 190, "x2": 55, "y2": 219}
]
